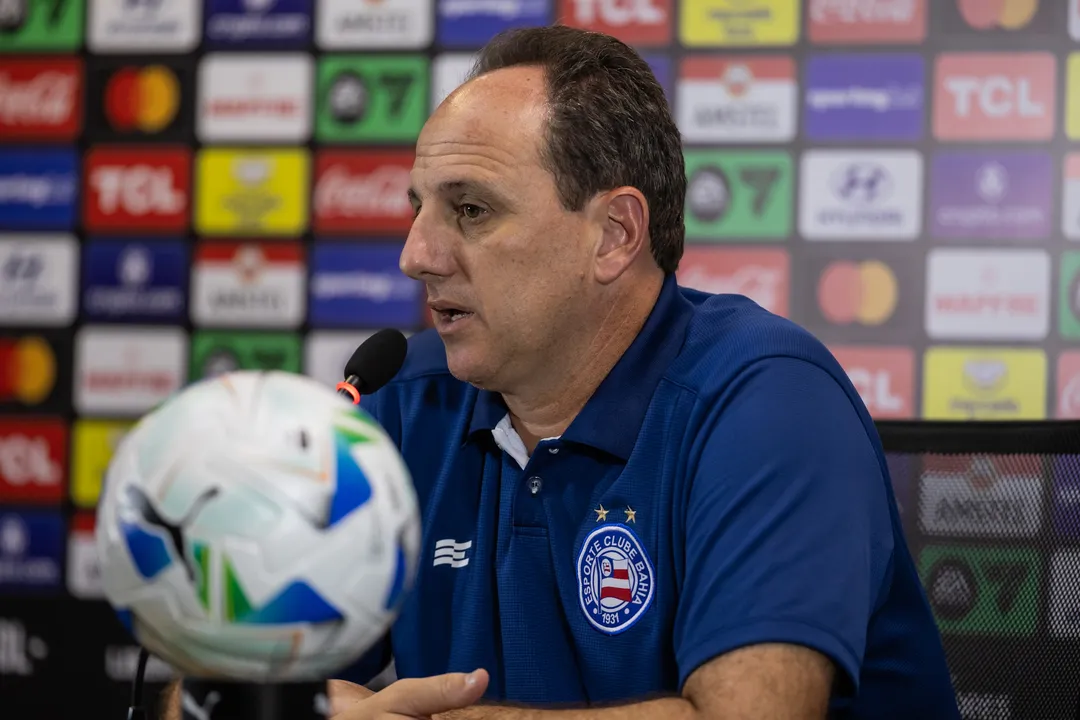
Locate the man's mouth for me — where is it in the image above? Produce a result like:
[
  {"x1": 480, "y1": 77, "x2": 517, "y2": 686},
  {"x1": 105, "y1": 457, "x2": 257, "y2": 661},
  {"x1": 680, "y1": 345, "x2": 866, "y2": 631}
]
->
[{"x1": 431, "y1": 304, "x2": 475, "y2": 323}]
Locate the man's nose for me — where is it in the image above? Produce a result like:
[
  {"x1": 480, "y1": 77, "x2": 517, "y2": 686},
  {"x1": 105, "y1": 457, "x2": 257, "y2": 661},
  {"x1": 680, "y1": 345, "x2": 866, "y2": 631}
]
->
[{"x1": 400, "y1": 214, "x2": 453, "y2": 280}]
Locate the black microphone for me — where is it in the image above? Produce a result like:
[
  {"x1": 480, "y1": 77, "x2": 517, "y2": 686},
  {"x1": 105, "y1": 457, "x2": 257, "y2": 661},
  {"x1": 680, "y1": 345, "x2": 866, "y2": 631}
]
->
[{"x1": 336, "y1": 329, "x2": 409, "y2": 404}]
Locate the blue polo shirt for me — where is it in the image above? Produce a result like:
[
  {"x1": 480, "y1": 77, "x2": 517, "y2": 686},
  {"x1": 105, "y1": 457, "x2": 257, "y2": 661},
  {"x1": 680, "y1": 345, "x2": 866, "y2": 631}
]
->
[{"x1": 343, "y1": 275, "x2": 959, "y2": 719}]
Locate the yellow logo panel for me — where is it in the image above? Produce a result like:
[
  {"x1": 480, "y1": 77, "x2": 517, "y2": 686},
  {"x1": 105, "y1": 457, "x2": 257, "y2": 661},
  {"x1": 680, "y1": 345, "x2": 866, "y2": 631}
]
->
[
  {"x1": 195, "y1": 148, "x2": 310, "y2": 236},
  {"x1": 923, "y1": 348, "x2": 1046, "y2": 420},
  {"x1": 1065, "y1": 54, "x2": 1080, "y2": 139},
  {"x1": 71, "y1": 420, "x2": 135, "y2": 508},
  {"x1": 680, "y1": 0, "x2": 800, "y2": 47}
]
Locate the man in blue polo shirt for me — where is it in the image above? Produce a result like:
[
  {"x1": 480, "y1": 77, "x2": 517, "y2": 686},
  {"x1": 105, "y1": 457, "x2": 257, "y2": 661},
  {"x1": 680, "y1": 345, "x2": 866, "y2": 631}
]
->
[{"x1": 328, "y1": 25, "x2": 959, "y2": 720}]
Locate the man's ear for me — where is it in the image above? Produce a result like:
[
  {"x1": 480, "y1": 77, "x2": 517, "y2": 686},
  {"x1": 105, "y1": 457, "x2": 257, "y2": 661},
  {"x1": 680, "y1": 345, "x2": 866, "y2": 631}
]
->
[{"x1": 593, "y1": 187, "x2": 650, "y2": 285}]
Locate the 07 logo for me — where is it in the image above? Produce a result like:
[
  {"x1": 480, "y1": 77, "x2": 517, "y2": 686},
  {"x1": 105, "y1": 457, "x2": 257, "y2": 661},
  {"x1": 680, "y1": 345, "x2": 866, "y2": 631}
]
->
[
  {"x1": 739, "y1": 166, "x2": 780, "y2": 216},
  {"x1": 0, "y1": 0, "x2": 64, "y2": 31},
  {"x1": 921, "y1": 546, "x2": 1039, "y2": 637}
]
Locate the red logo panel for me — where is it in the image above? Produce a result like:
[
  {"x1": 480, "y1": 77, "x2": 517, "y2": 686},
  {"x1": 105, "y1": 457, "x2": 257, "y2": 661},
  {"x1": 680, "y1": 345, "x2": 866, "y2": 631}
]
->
[
  {"x1": 0, "y1": 418, "x2": 67, "y2": 504},
  {"x1": 830, "y1": 346, "x2": 915, "y2": 419},
  {"x1": 558, "y1": 0, "x2": 672, "y2": 45},
  {"x1": 84, "y1": 146, "x2": 191, "y2": 232},
  {"x1": 0, "y1": 58, "x2": 83, "y2": 140},
  {"x1": 676, "y1": 248, "x2": 790, "y2": 318},
  {"x1": 934, "y1": 52, "x2": 1056, "y2": 140},
  {"x1": 314, "y1": 150, "x2": 414, "y2": 234},
  {"x1": 807, "y1": 0, "x2": 926, "y2": 44}
]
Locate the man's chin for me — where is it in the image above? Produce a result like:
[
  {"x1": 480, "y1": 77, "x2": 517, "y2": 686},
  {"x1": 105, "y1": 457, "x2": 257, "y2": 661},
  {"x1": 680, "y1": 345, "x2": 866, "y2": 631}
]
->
[{"x1": 443, "y1": 347, "x2": 496, "y2": 389}]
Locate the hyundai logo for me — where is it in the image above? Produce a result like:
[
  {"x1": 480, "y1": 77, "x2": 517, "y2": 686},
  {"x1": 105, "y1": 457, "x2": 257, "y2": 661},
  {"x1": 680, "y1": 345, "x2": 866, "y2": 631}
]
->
[{"x1": 830, "y1": 163, "x2": 893, "y2": 205}]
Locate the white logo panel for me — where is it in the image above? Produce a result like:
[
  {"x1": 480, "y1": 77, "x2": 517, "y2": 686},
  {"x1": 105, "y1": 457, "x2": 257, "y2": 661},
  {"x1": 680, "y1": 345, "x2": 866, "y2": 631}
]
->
[
  {"x1": 925, "y1": 248, "x2": 1050, "y2": 340},
  {"x1": 799, "y1": 150, "x2": 922, "y2": 240},
  {"x1": 197, "y1": 54, "x2": 313, "y2": 142},
  {"x1": 317, "y1": 0, "x2": 433, "y2": 49},
  {"x1": 74, "y1": 327, "x2": 188, "y2": 415},
  {"x1": 431, "y1": 53, "x2": 476, "y2": 110},
  {"x1": 88, "y1": 0, "x2": 201, "y2": 53},
  {"x1": 0, "y1": 234, "x2": 77, "y2": 326},
  {"x1": 918, "y1": 468, "x2": 1043, "y2": 538}
]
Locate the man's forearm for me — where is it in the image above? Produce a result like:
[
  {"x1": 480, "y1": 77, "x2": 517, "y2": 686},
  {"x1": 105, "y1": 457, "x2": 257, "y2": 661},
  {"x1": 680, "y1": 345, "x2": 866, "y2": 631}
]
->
[
  {"x1": 160, "y1": 679, "x2": 180, "y2": 720},
  {"x1": 440, "y1": 697, "x2": 698, "y2": 720}
]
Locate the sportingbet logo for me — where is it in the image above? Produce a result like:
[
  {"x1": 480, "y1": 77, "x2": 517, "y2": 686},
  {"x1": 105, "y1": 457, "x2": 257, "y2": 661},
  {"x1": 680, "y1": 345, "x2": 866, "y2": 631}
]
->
[
  {"x1": 0, "y1": 419, "x2": 66, "y2": 504},
  {"x1": 934, "y1": 53, "x2": 1056, "y2": 140}
]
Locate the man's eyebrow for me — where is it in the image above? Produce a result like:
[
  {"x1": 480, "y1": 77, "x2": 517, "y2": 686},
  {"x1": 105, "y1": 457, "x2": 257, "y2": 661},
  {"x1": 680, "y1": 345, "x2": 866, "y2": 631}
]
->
[{"x1": 408, "y1": 180, "x2": 502, "y2": 202}]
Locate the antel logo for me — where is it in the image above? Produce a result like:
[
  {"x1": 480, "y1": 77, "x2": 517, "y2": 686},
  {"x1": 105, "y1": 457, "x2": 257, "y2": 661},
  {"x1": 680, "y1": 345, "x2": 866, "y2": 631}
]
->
[
  {"x1": 676, "y1": 247, "x2": 790, "y2": 317},
  {"x1": 676, "y1": 56, "x2": 797, "y2": 143},
  {"x1": 0, "y1": 58, "x2": 82, "y2": 140},
  {"x1": 934, "y1": 52, "x2": 1056, "y2": 140},
  {"x1": 807, "y1": 0, "x2": 927, "y2": 44},
  {"x1": 314, "y1": 150, "x2": 413, "y2": 234},
  {"x1": 0, "y1": 419, "x2": 66, "y2": 504},
  {"x1": 831, "y1": 346, "x2": 914, "y2": 419},
  {"x1": 190, "y1": 242, "x2": 306, "y2": 328},
  {"x1": 83, "y1": 146, "x2": 190, "y2": 232},
  {"x1": 926, "y1": 248, "x2": 1050, "y2": 341},
  {"x1": 817, "y1": 260, "x2": 897, "y2": 326},
  {"x1": 1056, "y1": 351, "x2": 1080, "y2": 419},
  {"x1": 919, "y1": 454, "x2": 1044, "y2": 538},
  {"x1": 197, "y1": 53, "x2": 313, "y2": 142},
  {"x1": 74, "y1": 327, "x2": 187, "y2": 416},
  {"x1": 104, "y1": 64, "x2": 181, "y2": 134},
  {"x1": 317, "y1": 0, "x2": 433, "y2": 49},
  {"x1": 560, "y1": 0, "x2": 671, "y2": 46}
]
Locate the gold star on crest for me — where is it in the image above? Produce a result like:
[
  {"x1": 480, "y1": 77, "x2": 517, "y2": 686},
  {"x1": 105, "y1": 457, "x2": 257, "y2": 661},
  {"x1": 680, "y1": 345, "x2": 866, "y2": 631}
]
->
[
  {"x1": 624, "y1": 507, "x2": 637, "y2": 523},
  {"x1": 594, "y1": 504, "x2": 608, "y2": 522}
]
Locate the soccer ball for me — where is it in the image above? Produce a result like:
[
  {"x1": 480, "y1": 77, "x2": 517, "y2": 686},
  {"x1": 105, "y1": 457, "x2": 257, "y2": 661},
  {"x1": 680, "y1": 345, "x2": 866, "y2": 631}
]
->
[{"x1": 95, "y1": 371, "x2": 420, "y2": 682}]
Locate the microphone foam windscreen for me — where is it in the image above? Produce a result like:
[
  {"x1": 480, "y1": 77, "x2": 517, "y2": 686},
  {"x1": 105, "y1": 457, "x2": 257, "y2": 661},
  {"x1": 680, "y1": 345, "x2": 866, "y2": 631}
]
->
[{"x1": 344, "y1": 329, "x2": 409, "y2": 394}]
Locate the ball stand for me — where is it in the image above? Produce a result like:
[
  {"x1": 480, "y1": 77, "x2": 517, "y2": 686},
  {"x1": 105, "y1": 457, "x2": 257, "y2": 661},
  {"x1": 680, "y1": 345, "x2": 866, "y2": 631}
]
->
[{"x1": 180, "y1": 678, "x2": 330, "y2": 720}]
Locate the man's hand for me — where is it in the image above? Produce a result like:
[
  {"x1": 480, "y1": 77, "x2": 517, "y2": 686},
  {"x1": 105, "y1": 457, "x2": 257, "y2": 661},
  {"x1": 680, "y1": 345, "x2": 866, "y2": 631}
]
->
[{"x1": 330, "y1": 669, "x2": 489, "y2": 719}]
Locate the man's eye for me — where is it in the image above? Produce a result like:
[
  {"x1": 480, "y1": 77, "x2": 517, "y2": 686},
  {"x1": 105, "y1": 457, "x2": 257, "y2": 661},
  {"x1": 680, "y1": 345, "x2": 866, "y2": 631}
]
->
[{"x1": 459, "y1": 204, "x2": 485, "y2": 220}]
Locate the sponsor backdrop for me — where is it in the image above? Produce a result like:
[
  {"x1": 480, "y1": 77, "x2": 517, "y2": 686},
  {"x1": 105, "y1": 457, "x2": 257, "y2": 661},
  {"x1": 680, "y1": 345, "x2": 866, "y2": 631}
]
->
[{"x1": 2, "y1": 0, "x2": 1080, "y2": 717}]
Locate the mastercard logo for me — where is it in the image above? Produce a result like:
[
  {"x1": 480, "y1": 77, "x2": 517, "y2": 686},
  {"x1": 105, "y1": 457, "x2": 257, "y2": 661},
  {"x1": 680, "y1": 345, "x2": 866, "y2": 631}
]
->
[
  {"x1": 958, "y1": 0, "x2": 1038, "y2": 29},
  {"x1": 104, "y1": 65, "x2": 180, "y2": 133},
  {"x1": 817, "y1": 261, "x2": 898, "y2": 326},
  {"x1": 0, "y1": 337, "x2": 56, "y2": 404}
]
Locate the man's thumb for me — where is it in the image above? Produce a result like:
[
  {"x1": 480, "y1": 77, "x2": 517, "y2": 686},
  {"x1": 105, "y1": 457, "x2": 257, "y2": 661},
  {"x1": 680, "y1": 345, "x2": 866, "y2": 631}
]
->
[{"x1": 376, "y1": 669, "x2": 489, "y2": 717}]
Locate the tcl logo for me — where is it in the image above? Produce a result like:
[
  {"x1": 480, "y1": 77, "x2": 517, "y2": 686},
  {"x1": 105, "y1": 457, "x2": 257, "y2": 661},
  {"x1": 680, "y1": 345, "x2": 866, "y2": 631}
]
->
[
  {"x1": 84, "y1": 147, "x2": 190, "y2": 232},
  {"x1": 934, "y1": 53, "x2": 1056, "y2": 140},
  {"x1": 560, "y1": 0, "x2": 671, "y2": 45},
  {"x1": 0, "y1": 58, "x2": 83, "y2": 140},
  {"x1": 831, "y1": 347, "x2": 914, "y2": 419},
  {"x1": 0, "y1": 419, "x2": 66, "y2": 503},
  {"x1": 314, "y1": 151, "x2": 414, "y2": 234}
]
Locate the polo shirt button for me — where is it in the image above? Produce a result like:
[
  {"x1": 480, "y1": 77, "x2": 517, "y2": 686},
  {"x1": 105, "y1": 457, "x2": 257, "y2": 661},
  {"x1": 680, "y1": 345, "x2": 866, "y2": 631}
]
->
[
  {"x1": 527, "y1": 476, "x2": 543, "y2": 495},
  {"x1": 548, "y1": 447, "x2": 559, "y2": 454}
]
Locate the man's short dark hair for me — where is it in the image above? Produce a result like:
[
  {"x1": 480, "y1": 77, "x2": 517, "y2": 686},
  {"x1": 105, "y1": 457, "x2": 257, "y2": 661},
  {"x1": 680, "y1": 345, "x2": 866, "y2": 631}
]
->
[{"x1": 468, "y1": 25, "x2": 686, "y2": 274}]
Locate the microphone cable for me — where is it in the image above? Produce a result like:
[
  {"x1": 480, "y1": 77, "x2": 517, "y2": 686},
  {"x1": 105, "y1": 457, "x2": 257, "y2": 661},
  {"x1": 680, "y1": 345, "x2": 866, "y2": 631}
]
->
[{"x1": 126, "y1": 646, "x2": 150, "y2": 719}]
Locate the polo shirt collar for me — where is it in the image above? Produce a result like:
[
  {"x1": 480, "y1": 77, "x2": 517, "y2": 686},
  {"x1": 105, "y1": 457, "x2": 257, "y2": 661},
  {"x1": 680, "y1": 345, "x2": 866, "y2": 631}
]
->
[{"x1": 466, "y1": 273, "x2": 694, "y2": 461}]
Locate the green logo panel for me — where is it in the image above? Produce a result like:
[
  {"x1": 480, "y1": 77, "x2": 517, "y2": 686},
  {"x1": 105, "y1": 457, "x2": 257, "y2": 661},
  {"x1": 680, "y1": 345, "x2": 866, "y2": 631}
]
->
[
  {"x1": 919, "y1": 545, "x2": 1041, "y2": 638},
  {"x1": 1059, "y1": 251, "x2": 1080, "y2": 338},
  {"x1": 316, "y1": 55, "x2": 429, "y2": 143},
  {"x1": 0, "y1": 0, "x2": 84, "y2": 50},
  {"x1": 683, "y1": 150, "x2": 792, "y2": 241},
  {"x1": 190, "y1": 332, "x2": 302, "y2": 381}
]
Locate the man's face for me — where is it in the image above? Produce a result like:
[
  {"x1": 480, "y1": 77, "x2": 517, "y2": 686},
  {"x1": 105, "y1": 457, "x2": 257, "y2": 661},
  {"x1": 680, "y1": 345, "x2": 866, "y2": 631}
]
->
[{"x1": 403, "y1": 67, "x2": 599, "y2": 390}]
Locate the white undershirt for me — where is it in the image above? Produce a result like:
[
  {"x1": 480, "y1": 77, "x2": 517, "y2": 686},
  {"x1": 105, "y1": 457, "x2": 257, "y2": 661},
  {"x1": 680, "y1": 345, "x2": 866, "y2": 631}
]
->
[{"x1": 490, "y1": 413, "x2": 560, "y2": 470}]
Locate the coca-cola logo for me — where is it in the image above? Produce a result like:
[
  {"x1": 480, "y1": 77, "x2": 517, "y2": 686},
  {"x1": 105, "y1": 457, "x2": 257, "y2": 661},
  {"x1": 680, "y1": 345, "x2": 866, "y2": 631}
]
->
[
  {"x1": 679, "y1": 266, "x2": 783, "y2": 308},
  {"x1": 0, "y1": 72, "x2": 76, "y2": 126},
  {"x1": 315, "y1": 164, "x2": 411, "y2": 218}
]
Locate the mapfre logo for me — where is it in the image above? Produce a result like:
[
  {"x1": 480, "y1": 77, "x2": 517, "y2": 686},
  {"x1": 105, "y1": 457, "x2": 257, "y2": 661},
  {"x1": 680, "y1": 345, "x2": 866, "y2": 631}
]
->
[
  {"x1": 831, "y1": 346, "x2": 914, "y2": 419},
  {"x1": 807, "y1": 0, "x2": 927, "y2": 43},
  {"x1": 83, "y1": 147, "x2": 190, "y2": 232},
  {"x1": 314, "y1": 150, "x2": 413, "y2": 234},
  {"x1": 560, "y1": 0, "x2": 672, "y2": 45},
  {"x1": 0, "y1": 58, "x2": 82, "y2": 140},
  {"x1": 197, "y1": 53, "x2": 312, "y2": 142},
  {"x1": 190, "y1": 242, "x2": 306, "y2": 328},
  {"x1": 0, "y1": 419, "x2": 66, "y2": 504},
  {"x1": 676, "y1": 247, "x2": 789, "y2": 317},
  {"x1": 74, "y1": 327, "x2": 187, "y2": 416},
  {"x1": 934, "y1": 52, "x2": 1056, "y2": 140},
  {"x1": 926, "y1": 248, "x2": 1050, "y2": 341}
]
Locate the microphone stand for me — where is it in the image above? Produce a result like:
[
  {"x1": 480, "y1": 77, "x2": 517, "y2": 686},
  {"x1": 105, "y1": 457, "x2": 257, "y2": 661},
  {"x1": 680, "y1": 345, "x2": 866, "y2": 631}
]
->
[{"x1": 180, "y1": 678, "x2": 330, "y2": 720}]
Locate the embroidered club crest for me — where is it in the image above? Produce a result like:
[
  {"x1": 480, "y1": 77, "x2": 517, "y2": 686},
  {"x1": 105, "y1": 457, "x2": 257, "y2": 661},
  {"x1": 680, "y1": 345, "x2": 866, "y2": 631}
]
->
[{"x1": 576, "y1": 523, "x2": 655, "y2": 635}]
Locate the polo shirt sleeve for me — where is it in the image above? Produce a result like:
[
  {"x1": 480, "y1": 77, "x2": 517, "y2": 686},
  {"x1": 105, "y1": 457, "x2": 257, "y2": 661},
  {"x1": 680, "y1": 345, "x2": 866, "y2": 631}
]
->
[
  {"x1": 674, "y1": 356, "x2": 893, "y2": 695},
  {"x1": 334, "y1": 391, "x2": 397, "y2": 685}
]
